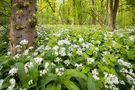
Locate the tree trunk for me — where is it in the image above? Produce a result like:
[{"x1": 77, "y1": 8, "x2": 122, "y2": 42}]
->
[
  {"x1": 9, "y1": 0, "x2": 37, "y2": 55},
  {"x1": 108, "y1": 0, "x2": 119, "y2": 29},
  {"x1": 90, "y1": 0, "x2": 96, "y2": 25}
]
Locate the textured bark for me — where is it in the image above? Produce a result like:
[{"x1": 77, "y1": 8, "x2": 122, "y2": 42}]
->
[
  {"x1": 9, "y1": 0, "x2": 37, "y2": 55},
  {"x1": 108, "y1": 0, "x2": 119, "y2": 29}
]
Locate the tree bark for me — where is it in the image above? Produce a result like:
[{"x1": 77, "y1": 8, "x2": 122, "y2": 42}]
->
[
  {"x1": 9, "y1": 0, "x2": 37, "y2": 55},
  {"x1": 108, "y1": 0, "x2": 119, "y2": 29}
]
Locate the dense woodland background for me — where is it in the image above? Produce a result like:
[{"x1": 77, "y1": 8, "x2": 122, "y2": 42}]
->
[{"x1": 0, "y1": 0, "x2": 135, "y2": 28}]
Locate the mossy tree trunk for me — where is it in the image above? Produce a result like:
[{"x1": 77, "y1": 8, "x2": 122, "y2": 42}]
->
[{"x1": 9, "y1": 0, "x2": 37, "y2": 55}]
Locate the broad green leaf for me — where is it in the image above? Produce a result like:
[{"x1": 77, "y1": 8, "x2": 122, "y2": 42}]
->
[
  {"x1": 87, "y1": 77, "x2": 100, "y2": 90},
  {"x1": 127, "y1": 49, "x2": 135, "y2": 60},
  {"x1": 15, "y1": 63, "x2": 30, "y2": 88},
  {"x1": 64, "y1": 69, "x2": 87, "y2": 80},
  {"x1": 63, "y1": 80, "x2": 80, "y2": 90}
]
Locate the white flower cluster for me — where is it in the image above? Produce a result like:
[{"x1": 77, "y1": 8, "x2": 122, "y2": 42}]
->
[
  {"x1": 40, "y1": 62, "x2": 50, "y2": 76},
  {"x1": 118, "y1": 58, "x2": 132, "y2": 68},
  {"x1": 55, "y1": 67, "x2": 64, "y2": 76},
  {"x1": 76, "y1": 48, "x2": 83, "y2": 55},
  {"x1": 64, "y1": 60, "x2": 70, "y2": 66},
  {"x1": 58, "y1": 39, "x2": 71, "y2": 46},
  {"x1": 34, "y1": 57, "x2": 43, "y2": 65},
  {"x1": 7, "y1": 78, "x2": 16, "y2": 90},
  {"x1": 59, "y1": 47, "x2": 66, "y2": 56},
  {"x1": 104, "y1": 72, "x2": 119, "y2": 90},
  {"x1": 129, "y1": 35, "x2": 135, "y2": 42},
  {"x1": 20, "y1": 39, "x2": 28, "y2": 45},
  {"x1": 74, "y1": 63, "x2": 82, "y2": 68},
  {"x1": 9, "y1": 67, "x2": 18, "y2": 76},
  {"x1": 92, "y1": 69, "x2": 99, "y2": 80},
  {"x1": 126, "y1": 75, "x2": 135, "y2": 85},
  {"x1": 87, "y1": 57, "x2": 95, "y2": 64},
  {"x1": 24, "y1": 62, "x2": 34, "y2": 73},
  {"x1": 81, "y1": 43, "x2": 89, "y2": 50},
  {"x1": 54, "y1": 57, "x2": 62, "y2": 63},
  {"x1": 120, "y1": 68, "x2": 135, "y2": 77}
]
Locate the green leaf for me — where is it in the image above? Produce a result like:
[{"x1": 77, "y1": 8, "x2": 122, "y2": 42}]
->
[
  {"x1": 63, "y1": 80, "x2": 80, "y2": 90},
  {"x1": 45, "y1": 83, "x2": 61, "y2": 90},
  {"x1": 127, "y1": 49, "x2": 135, "y2": 60},
  {"x1": 15, "y1": 62, "x2": 30, "y2": 88},
  {"x1": 87, "y1": 77, "x2": 100, "y2": 90},
  {"x1": 64, "y1": 69, "x2": 87, "y2": 80}
]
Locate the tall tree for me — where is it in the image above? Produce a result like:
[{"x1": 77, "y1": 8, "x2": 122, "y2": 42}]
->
[
  {"x1": 9, "y1": 0, "x2": 37, "y2": 55},
  {"x1": 108, "y1": 0, "x2": 119, "y2": 29}
]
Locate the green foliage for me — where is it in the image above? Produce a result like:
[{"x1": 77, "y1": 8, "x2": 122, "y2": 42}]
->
[{"x1": 0, "y1": 26, "x2": 135, "y2": 90}]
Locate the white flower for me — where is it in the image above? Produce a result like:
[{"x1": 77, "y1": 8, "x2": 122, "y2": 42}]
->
[
  {"x1": 52, "y1": 46, "x2": 59, "y2": 51},
  {"x1": 0, "y1": 79, "x2": 4, "y2": 89},
  {"x1": 24, "y1": 62, "x2": 34, "y2": 73},
  {"x1": 64, "y1": 60, "x2": 70, "y2": 66},
  {"x1": 23, "y1": 50, "x2": 29, "y2": 55},
  {"x1": 33, "y1": 51, "x2": 38, "y2": 56},
  {"x1": 54, "y1": 57, "x2": 62, "y2": 63},
  {"x1": 59, "y1": 47, "x2": 66, "y2": 56},
  {"x1": 74, "y1": 63, "x2": 82, "y2": 68},
  {"x1": 82, "y1": 43, "x2": 89, "y2": 50},
  {"x1": 77, "y1": 48, "x2": 82, "y2": 55},
  {"x1": 34, "y1": 57, "x2": 43, "y2": 65},
  {"x1": 7, "y1": 78, "x2": 16, "y2": 90},
  {"x1": 28, "y1": 46, "x2": 34, "y2": 50},
  {"x1": 28, "y1": 80, "x2": 33, "y2": 85},
  {"x1": 15, "y1": 45, "x2": 22, "y2": 49},
  {"x1": 87, "y1": 57, "x2": 95, "y2": 64},
  {"x1": 51, "y1": 62, "x2": 56, "y2": 68},
  {"x1": 7, "y1": 86, "x2": 14, "y2": 90},
  {"x1": 7, "y1": 51, "x2": 11, "y2": 56},
  {"x1": 44, "y1": 62, "x2": 49, "y2": 69},
  {"x1": 9, "y1": 68, "x2": 18, "y2": 76},
  {"x1": 126, "y1": 75, "x2": 135, "y2": 84},
  {"x1": 58, "y1": 39, "x2": 70, "y2": 46},
  {"x1": 104, "y1": 72, "x2": 119, "y2": 89},
  {"x1": 118, "y1": 58, "x2": 132, "y2": 68},
  {"x1": 13, "y1": 53, "x2": 21, "y2": 59},
  {"x1": 55, "y1": 67, "x2": 64, "y2": 76},
  {"x1": 120, "y1": 80, "x2": 125, "y2": 85},
  {"x1": 20, "y1": 39, "x2": 28, "y2": 45},
  {"x1": 129, "y1": 35, "x2": 135, "y2": 42},
  {"x1": 9, "y1": 78, "x2": 16, "y2": 86},
  {"x1": 92, "y1": 69, "x2": 99, "y2": 80},
  {"x1": 112, "y1": 86, "x2": 119, "y2": 90},
  {"x1": 40, "y1": 70, "x2": 47, "y2": 76},
  {"x1": 45, "y1": 46, "x2": 51, "y2": 50},
  {"x1": 79, "y1": 38, "x2": 84, "y2": 42}
]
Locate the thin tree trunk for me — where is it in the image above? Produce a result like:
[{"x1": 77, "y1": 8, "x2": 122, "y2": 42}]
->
[
  {"x1": 9, "y1": 0, "x2": 37, "y2": 55},
  {"x1": 108, "y1": 0, "x2": 119, "y2": 29}
]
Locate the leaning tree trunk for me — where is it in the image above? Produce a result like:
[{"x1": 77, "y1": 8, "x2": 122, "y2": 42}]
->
[
  {"x1": 108, "y1": 0, "x2": 119, "y2": 29},
  {"x1": 9, "y1": 0, "x2": 37, "y2": 55}
]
